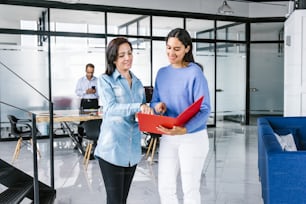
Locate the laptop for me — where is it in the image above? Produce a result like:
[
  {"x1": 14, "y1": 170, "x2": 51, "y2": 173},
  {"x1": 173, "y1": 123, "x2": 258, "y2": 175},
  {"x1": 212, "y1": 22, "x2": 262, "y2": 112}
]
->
[{"x1": 137, "y1": 96, "x2": 204, "y2": 134}]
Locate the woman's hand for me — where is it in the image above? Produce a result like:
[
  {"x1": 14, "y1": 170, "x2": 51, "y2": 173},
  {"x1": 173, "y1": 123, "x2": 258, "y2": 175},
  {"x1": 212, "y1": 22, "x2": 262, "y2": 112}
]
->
[
  {"x1": 140, "y1": 104, "x2": 154, "y2": 114},
  {"x1": 156, "y1": 125, "x2": 187, "y2": 135},
  {"x1": 154, "y1": 102, "x2": 167, "y2": 115}
]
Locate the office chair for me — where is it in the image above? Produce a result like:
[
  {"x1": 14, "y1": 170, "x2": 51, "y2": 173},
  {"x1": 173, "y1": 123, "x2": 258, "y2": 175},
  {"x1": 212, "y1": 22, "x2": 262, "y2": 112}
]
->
[
  {"x1": 80, "y1": 119, "x2": 102, "y2": 170},
  {"x1": 144, "y1": 86, "x2": 153, "y2": 103},
  {"x1": 7, "y1": 115, "x2": 41, "y2": 163},
  {"x1": 52, "y1": 96, "x2": 73, "y2": 135}
]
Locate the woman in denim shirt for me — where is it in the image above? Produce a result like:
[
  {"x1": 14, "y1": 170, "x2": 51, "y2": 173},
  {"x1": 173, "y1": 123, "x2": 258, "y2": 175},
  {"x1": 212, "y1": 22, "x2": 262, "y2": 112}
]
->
[{"x1": 94, "y1": 37, "x2": 153, "y2": 204}]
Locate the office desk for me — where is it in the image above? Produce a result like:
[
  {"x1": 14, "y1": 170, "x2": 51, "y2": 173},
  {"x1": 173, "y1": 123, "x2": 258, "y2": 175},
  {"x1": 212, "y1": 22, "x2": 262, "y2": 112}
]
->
[
  {"x1": 35, "y1": 110, "x2": 102, "y2": 155},
  {"x1": 36, "y1": 110, "x2": 101, "y2": 123}
]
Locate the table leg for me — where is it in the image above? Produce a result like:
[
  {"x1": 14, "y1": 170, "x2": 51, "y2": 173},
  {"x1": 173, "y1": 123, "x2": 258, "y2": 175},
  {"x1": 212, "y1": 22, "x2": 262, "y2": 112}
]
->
[{"x1": 61, "y1": 122, "x2": 85, "y2": 155}]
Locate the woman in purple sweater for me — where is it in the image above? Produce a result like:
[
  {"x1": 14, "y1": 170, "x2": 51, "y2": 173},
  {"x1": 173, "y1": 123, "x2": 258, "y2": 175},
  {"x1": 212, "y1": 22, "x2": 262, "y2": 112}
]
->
[{"x1": 150, "y1": 28, "x2": 211, "y2": 204}]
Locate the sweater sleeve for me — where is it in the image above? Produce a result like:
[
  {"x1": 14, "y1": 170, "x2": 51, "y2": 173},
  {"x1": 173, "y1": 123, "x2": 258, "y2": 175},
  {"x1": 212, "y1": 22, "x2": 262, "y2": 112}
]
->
[{"x1": 184, "y1": 69, "x2": 211, "y2": 133}]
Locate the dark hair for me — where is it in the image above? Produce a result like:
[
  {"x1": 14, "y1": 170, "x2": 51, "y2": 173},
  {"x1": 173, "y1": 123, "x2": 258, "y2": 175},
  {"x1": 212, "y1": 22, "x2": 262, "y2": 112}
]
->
[
  {"x1": 85, "y1": 63, "x2": 94, "y2": 71},
  {"x1": 166, "y1": 28, "x2": 203, "y2": 70},
  {"x1": 105, "y1": 37, "x2": 133, "y2": 75}
]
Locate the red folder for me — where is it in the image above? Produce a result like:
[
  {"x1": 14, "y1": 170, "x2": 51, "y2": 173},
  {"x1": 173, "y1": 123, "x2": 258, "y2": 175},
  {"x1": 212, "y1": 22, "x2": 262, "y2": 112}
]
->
[{"x1": 137, "y1": 96, "x2": 204, "y2": 134}]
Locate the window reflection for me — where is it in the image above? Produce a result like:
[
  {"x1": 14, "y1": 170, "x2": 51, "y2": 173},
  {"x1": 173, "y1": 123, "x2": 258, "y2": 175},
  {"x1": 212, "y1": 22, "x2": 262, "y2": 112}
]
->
[
  {"x1": 0, "y1": 2, "x2": 285, "y2": 129},
  {"x1": 108, "y1": 13, "x2": 150, "y2": 36},
  {"x1": 194, "y1": 42, "x2": 215, "y2": 125},
  {"x1": 50, "y1": 9, "x2": 105, "y2": 34},
  {"x1": 216, "y1": 43, "x2": 246, "y2": 123},
  {"x1": 251, "y1": 22, "x2": 284, "y2": 41},
  {"x1": 186, "y1": 18, "x2": 215, "y2": 39},
  {"x1": 50, "y1": 36, "x2": 106, "y2": 109},
  {"x1": 217, "y1": 21, "x2": 245, "y2": 41},
  {"x1": 0, "y1": 5, "x2": 45, "y2": 30},
  {"x1": 152, "y1": 16, "x2": 183, "y2": 36}
]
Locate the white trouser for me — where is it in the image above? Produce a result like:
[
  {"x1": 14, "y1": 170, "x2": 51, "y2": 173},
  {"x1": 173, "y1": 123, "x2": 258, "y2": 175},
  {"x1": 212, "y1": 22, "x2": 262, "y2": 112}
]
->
[{"x1": 158, "y1": 129, "x2": 209, "y2": 204}]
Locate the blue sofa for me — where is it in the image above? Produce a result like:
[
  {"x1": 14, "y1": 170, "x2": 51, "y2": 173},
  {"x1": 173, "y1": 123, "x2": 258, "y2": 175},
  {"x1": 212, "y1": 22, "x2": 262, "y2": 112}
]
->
[{"x1": 257, "y1": 117, "x2": 306, "y2": 204}]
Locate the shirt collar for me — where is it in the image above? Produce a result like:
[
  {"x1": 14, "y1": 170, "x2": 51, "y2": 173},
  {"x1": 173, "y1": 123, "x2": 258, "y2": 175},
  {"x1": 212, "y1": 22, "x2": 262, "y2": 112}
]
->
[
  {"x1": 84, "y1": 76, "x2": 96, "y2": 81},
  {"x1": 113, "y1": 69, "x2": 121, "y2": 80},
  {"x1": 113, "y1": 69, "x2": 133, "y2": 81}
]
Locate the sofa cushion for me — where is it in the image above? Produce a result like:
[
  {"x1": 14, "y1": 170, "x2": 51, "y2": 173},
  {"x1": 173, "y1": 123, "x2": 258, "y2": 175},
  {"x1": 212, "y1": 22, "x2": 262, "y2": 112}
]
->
[
  {"x1": 274, "y1": 128, "x2": 301, "y2": 149},
  {"x1": 274, "y1": 132, "x2": 297, "y2": 151}
]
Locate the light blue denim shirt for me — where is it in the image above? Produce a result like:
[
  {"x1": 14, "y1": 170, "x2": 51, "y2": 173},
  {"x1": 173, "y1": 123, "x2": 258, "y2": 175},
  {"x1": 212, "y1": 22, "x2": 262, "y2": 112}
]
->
[{"x1": 94, "y1": 69, "x2": 146, "y2": 167}]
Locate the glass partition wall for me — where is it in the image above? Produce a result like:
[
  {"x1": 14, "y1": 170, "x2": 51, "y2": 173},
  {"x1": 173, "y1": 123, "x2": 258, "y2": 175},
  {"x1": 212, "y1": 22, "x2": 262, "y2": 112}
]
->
[
  {"x1": 0, "y1": 2, "x2": 285, "y2": 139},
  {"x1": 0, "y1": 4, "x2": 50, "y2": 140},
  {"x1": 249, "y1": 22, "x2": 284, "y2": 125},
  {"x1": 187, "y1": 19, "x2": 216, "y2": 125},
  {"x1": 0, "y1": 4, "x2": 52, "y2": 186},
  {"x1": 49, "y1": 9, "x2": 106, "y2": 110},
  {"x1": 216, "y1": 21, "x2": 246, "y2": 123}
]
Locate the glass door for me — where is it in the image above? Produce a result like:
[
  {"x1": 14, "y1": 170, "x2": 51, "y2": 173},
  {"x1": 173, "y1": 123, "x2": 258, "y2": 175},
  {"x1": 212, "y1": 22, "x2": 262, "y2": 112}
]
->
[
  {"x1": 216, "y1": 21, "x2": 246, "y2": 125},
  {"x1": 249, "y1": 23, "x2": 284, "y2": 125}
]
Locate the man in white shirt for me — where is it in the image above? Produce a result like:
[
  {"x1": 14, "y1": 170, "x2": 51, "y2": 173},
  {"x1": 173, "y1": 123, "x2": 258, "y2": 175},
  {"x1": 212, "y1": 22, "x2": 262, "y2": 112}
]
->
[
  {"x1": 75, "y1": 63, "x2": 99, "y2": 110},
  {"x1": 75, "y1": 63, "x2": 99, "y2": 144}
]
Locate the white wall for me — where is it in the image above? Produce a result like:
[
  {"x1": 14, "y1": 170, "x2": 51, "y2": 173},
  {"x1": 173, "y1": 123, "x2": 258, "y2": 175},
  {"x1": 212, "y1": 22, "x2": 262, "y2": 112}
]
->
[{"x1": 284, "y1": 10, "x2": 306, "y2": 116}]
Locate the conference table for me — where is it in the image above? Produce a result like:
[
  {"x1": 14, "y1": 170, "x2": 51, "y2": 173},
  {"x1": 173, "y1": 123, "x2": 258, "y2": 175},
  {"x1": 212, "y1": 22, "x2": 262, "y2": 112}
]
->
[{"x1": 34, "y1": 109, "x2": 102, "y2": 155}]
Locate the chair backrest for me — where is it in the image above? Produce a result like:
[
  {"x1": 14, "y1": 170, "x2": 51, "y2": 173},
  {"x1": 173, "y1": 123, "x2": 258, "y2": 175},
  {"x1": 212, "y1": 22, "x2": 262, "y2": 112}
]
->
[
  {"x1": 7, "y1": 115, "x2": 32, "y2": 137},
  {"x1": 53, "y1": 96, "x2": 73, "y2": 110},
  {"x1": 81, "y1": 119, "x2": 102, "y2": 141},
  {"x1": 144, "y1": 86, "x2": 153, "y2": 103},
  {"x1": 7, "y1": 115, "x2": 20, "y2": 135}
]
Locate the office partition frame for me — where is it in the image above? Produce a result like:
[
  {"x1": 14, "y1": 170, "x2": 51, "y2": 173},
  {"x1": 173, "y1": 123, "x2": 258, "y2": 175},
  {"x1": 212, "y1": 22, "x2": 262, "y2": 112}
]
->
[{"x1": 0, "y1": 0, "x2": 285, "y2": 127}]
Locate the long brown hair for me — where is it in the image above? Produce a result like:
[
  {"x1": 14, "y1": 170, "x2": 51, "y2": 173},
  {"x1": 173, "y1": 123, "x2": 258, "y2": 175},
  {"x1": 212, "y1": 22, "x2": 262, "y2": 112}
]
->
[
  {"x1": 105, "y1": 37, "x2": 133, "y2": 76},
  {"x1": 166, "y1": 28, "x2": 203, "y2": 70}
]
